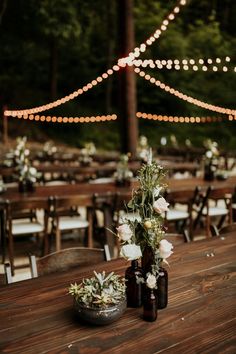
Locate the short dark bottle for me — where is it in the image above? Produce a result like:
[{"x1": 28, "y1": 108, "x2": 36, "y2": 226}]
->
[
  {"x1": 125, "y1": 259, "x2": 143, "y2": 308},
  {"x1": 143, "y1": 287, "x2": 157, "y2": 322},
  {"x1": 18, "y1": 179, "x2": 35, "y2": 193},
  {"x1": 204, "y1": 162, "x2": 215, "y2": 181},
  {"x1": 156, "y1": 267, "x2": 168, "y2": 309}
]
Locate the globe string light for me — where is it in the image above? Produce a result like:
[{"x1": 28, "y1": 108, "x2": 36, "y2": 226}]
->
[
  {"x1": 132, "y1": 57, "x2": 234, "y2": 73},
  {"x1": 134, "y1": 68, "x2": 236, "y2": 115},
  {"x1": 136, "y1": 112, "x2": 232, "y2": 123},
  {"x1": 9, "y1": 113, "x2": 117, "y2": 124}
]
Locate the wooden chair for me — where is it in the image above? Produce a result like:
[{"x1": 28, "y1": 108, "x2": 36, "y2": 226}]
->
[
  {"x1": 165, "y1": 187, "x2": 200, "y2": 239},
  {"x1": 0, "y1": 263, "x2": 13, "y2": 285},
  {"x1": 29, "y1": 246, "x2": 110, "y2": 277},
  {"x1": 194, "y1": 186, "x2": 233, "y2": 238},
  {"x1": 5, "y1": 198, "x2": 51, "y2": 275},
  {"x1": 210, "y1": 222, "x2": 236, "y2": 236},
  {"x1": 92, "y1": 192, "x2": 117, "y2": 258},
  {"x1": 4, "y1": 263, "x2": 13, "y2": 284},
  {"x1": 49, "y1": 195, "x2": 93, "y2": 252}
]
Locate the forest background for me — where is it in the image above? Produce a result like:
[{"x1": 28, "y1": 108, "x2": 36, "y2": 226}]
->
[{"x1": 0, "y1": 0, "x2": 235, "y2": 152}]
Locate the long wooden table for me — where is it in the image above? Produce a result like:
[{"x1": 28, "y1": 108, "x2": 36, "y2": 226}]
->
[
  {"x1": 1, "y1": 175, "x2": 236, "y2": 201},
  {"x1": 0, "y1": 234, "x2": 235, "y2": 353}
]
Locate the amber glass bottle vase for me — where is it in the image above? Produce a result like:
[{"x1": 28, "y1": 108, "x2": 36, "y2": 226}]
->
[
  {"x1": 125, "y1": 259, "x2": 143, "y2": 308},
  {"x1": 143, "y1": 287, "x2": 157, "y2": 322},
  {"x1": 156, "y1": 267, "x2": 168, "y2": 309}
]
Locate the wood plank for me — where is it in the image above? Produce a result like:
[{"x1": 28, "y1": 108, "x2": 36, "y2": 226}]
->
[{"x1": 0, "y1": 234, "x2": 235, "y2": 353}]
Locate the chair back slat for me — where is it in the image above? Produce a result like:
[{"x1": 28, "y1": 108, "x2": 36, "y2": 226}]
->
[{"x1": 33, "y1": 247, "x2": 108, "y2": 276}]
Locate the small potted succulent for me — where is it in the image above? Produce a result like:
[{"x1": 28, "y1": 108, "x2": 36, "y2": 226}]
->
[{"x1": 69, "y1": 271, "x2": 126, "y2": 325}]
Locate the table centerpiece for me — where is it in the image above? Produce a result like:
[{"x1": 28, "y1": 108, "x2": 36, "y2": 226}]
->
[
  {"x1": 117, "y1": 149, "x2": 173, "y2": 315},
  {"x1": 69, "y1": 270, "x2": 126, "y2": 325}
]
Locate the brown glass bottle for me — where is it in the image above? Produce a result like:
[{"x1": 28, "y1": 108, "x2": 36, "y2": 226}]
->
[
  {"x1": 156, "y1": 267, "x2": 168, "y2": 309},
  {"x1": 143, "y1": 287, "x2": 157, "y2": 322},
  {"x1": 141, "y1": 245, "x2": 155, "y2": 275},
  {"x1": 125, "y1": 260, "x2": 143, "y2": 307}
]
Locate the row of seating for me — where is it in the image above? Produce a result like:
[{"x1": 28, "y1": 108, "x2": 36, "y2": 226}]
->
[
  {"x1": 2, "y1": 220, "x2": 234, "y2": 285},
  {"x1": 1, "y1": 185, "x2": 235, "y2": 275}
]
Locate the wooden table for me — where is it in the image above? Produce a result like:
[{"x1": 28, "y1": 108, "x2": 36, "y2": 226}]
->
[{"x1": 0, "y1": 234, "x2": 235, "y2": 353}]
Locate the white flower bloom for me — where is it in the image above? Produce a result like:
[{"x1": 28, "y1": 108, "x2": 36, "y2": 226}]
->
[
  {"x1": 117, "y1": 224, "x2": 133, "y2": 242},
  {"x1": 29, "y1": 167, "x2": 37, "y2": 175},
  {"x1": 146, "y1": 274, "x2": 156, "y2": 289},
  {"x1": 120, "y1": 244, "x2": 142, "y2": 261},
  {"x1": 153, "y1": 186, "x2": 162, "y2": 198},
  {"x1": 159, "y1": 239, "x2": 173, "y2": 259},
  {"x1": 153, "y1": 197, "x2": 169, "y2": 214}
]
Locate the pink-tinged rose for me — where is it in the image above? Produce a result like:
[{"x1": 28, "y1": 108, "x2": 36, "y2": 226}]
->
[
  {"x1": 153, "y1": 197, "x2": 169, "y2": 214},
  {"x1": 117, "y1": 224, "x2": 133, "y2": 242},
  {"x1": 159, "y1": 239, "x2": 173, "y2": 259},
  {"x1": 120, "y1": 244, "x2": 142, "y2": 261}
]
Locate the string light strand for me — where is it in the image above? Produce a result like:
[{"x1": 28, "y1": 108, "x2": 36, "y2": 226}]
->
[
  {"x1": 132, "y1": 57, "x2": 234, "y2": 73},
  {"x1": 135, "y1": 68, "x2": 236, "y2": 115},
  {"x1": 136, "y1": 112, "x2": 234, "y2": 123},
  {"x1": 4, "y1": 66, "x2": 120, "y2": 117},
  {"x1": 8, "y1": 113, "x2": 117, "y2": 123},
  {"x1": 118, "y1": 0, "x2": 188, "y2": 67}
]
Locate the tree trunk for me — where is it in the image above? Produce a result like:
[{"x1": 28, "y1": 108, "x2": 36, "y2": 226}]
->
[{"x1": 117, "y1": 0, "x2": 138, "y2": 158}]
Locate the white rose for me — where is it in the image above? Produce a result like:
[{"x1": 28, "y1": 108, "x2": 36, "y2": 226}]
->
[
  {"x1": 117, "y1": 224, "x2": 133, "y2": 242},
  {"x1": 29, "y1": 167, "x2": 37, "y2": 175},
  {"x1": 159, "y1": 239, "x2": 173, "y2": 259},
  {"x1": 120, "y1": 244, "x2": 142, "y2": 261},
  {"x1": 153, "y1": 197, "x2": 169, "y2": 214},
  {"x1": 146, "y1": 274, "x2": 156, "y2": 289}
]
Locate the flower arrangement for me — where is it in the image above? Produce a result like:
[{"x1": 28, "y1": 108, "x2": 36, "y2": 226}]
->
[
  {"x1": 117, "y1": 151, "x2": 173, "y2": 281},
  {"x1": 203, "y1": 139, "x2": 219, "y2": 181},
  {"x1": 18, "y1": 160, "x2": 40, "y2": 183},
  {"x1": 14, "y1": 136, "x2": 30, "y2": 166},
  {"x1": 13, "y1": 136, "x2": 41, "y2": 185},
  {"x1": 137, "y1": 135, "x2": 150, "y2": 162},
  {"x1": 114, "y1": 153, "x2": 133, "y2": 186},
  {"x1": 43, "y1": 140, "x2": 57, "y2": 156},
  {"x1": 69, "y1": 271, "x2": 126, "y2": 308},
  {"x1": 80, "y1": 142, "x2": 96, "y2": 165}
]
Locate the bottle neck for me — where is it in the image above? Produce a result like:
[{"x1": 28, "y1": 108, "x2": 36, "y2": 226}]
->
[{"x1": 131, "y1": 259, "x2": 138, "y2": 269}]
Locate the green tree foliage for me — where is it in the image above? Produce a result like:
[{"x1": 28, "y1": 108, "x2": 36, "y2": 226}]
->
[{"x1": 0, "y1": 0, "x2": 235, "y2": 150}]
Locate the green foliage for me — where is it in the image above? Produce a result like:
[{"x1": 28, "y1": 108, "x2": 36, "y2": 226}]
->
[
  {"x1": 68, "y1": 271, "x2": 126, "y2": 308},
  {"x1": 0, "y1": 0, "x2": 235, "y2": 150}
]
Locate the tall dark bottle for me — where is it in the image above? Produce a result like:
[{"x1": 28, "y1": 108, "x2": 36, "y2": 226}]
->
[
  {"x1": 125, "y1": 260, "x2": 143, "y2": 307},
  {"x1": 143, "y1": 287, "x2": 157, "y2": 322},
  {"x1": 156, "y1": 267, "x2": 168, "y2": 309}
]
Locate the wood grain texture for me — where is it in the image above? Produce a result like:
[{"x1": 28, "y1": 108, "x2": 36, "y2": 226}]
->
[{"x1": 0, "y1": 234, "x2": 235, "y2": 353}]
